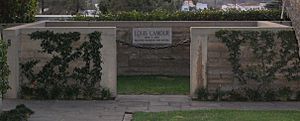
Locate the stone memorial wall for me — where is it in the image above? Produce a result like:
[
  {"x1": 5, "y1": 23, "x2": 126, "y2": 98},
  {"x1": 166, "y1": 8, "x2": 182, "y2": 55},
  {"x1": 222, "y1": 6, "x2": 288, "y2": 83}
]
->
[
  {"x1": 190, "y1": 22, "x2": 298, "y2": 97},
  {"x1": 3, "y1": 21, "x2": 295, "y2": 98},
  {"x1": 45, "y1": 21, "x2": 256, "y2": 76},
  {"x1": 3, "y1": 22, "x2": 117, "y2": 98}
]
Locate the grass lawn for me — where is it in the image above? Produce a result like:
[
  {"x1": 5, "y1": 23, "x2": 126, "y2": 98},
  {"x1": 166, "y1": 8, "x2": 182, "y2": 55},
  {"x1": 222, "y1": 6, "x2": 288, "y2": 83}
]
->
[
  {"x1": 133, "y1": 110, "x2": 300, "y2": 121},
  {"x1": 117, "y1": 75, "x2": 189, "y2": 95}
]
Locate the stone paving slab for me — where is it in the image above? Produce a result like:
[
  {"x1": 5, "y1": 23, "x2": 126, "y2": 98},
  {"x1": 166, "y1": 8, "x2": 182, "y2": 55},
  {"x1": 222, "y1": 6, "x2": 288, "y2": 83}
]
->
[
  {"x1": 122, "y1": 113, "x2": 133, "y2": 121},
  {"x1": 2, "y1": 95, "x2": 300, "y2": 121}
]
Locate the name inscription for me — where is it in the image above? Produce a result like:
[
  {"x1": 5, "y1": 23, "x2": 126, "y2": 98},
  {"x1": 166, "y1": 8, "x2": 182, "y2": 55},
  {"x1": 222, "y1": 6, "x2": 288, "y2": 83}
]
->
[{"x1": 133, "y1": 28, "x2": 172, "y2": 44}]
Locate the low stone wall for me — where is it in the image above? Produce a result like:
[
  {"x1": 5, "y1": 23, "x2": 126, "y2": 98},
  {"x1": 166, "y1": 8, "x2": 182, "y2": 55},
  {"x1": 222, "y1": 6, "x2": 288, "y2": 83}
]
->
[
  {"x1": 190, "y1": 23, "x2": 297, "y2": 97},
  {"x1": 3, "y1": 21, "x2": 294, "y2": 98},
  {"x1": 205, "y1": 31, "x2": 299, "y2": 91},
  {"x1": 46, "y1": 21, "x2": 258, "y2": 76},
  {"x1": 3, "y1": 22, "x2": 117, "y2": 98},
  {"x1": 2, "y1": 21, "x2": 293, "y2": 78},
  {"x1": 0, "y1": 23, "x2": 24, "y2": 40}
]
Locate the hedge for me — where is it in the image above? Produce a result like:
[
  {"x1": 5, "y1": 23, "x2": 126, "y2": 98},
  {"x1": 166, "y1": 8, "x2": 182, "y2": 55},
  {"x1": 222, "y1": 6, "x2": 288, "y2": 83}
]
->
[{"x1": 74, "y1": 9, "x2": 289, "y2": 21}]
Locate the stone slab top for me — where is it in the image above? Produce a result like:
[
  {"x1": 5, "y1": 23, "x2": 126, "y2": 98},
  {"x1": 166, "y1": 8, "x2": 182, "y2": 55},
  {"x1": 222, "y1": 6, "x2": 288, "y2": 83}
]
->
[{"x1": 4, "y1": 21, "x2": 292, "y2": 30}]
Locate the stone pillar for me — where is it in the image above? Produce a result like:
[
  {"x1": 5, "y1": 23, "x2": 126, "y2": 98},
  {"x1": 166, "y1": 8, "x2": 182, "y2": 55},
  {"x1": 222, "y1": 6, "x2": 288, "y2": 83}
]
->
[
  {"x1": 190, "y1": 28, "x2": 208, "y2": 98},
  {"x1": 0, "y1": 94, "x2": 2, "y2": 112},
  {"x1": 2, "y1": 29, "x2": 20, "y2": 99},
  {"x1": 99, "y1": 28, "x2": 117, "y2": 97}
]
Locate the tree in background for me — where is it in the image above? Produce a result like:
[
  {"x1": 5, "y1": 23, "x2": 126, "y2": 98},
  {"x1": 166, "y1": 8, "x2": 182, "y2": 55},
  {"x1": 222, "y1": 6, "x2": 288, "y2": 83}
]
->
[
  {"x1": 0, "y1": 0, "x2": 37, "y2": 23},
  {"x1": 66, "y1": 0, "x2": 85, "y2": 14},
  {"x1": 265, "y1": 0, "x2": 282, "y2": 10},
  {"x1": 98, "y1": 0, "x2": 112, "y2": 14},
  {"x1": 169, "y1": 0, "x2": 183, "y2": 11},
  {"x1": 40, "y1": 0, "x2": 45, "y2": 14},
  {"x1": 284, "y1": 0, "x2": 300, "y2": 57},
  {"x1": 40, "y1": 0, "x2": 86, "y2": 15},
  {"x1": 98, "y1": 0, "x2": 182, "y2": 12}
]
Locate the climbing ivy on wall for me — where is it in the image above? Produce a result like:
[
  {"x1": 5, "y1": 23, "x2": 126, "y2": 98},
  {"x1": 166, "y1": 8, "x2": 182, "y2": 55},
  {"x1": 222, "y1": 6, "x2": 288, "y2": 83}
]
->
[
  {"x1": 0, "y1": 39, "x2": 10, "y2": 97},
  {"x1": 20, "y1": 31, "x2": 109, "y2": 100},
  {"x1": 216, "y1": 30, "x2": 300, "y2": 89},
  {"x1": 277, "y1": 31, "x2": 300, "y2": 83},
  {"x1": 73, "y1": 32, "x2": 104, "y2": 99}
]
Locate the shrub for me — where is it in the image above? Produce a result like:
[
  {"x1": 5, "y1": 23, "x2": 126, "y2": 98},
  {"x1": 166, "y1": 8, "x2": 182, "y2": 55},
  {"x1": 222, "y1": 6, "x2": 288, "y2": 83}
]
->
[
  {"x1": 227, "y1": 87, "x2": 281, "y2": 101},
  {"x1": 20, "y1": 85, "x2": 34, "y2": 99},
  {"x1": 0, "y1": 104, "x2": 34, "y2": 121},
  {"x1": 243, "y1": 88, "x2": 264, "y2": 101},
  {"x1": 277, "y1": 87, "x2": 292, "y2": 101},
  {"x1": 100, "y1": 88, "x2": 112, "y2": 100},
  {"x1": 0, "y1": 39, "x2": 10, "y2": 96},
  {"x1": 196, "y1": 88, "x2": 209, "y2": 101},
  {"x1": 213, "y1": 86, "x2": 227, "y2": 101},
  {"x1": 296, "y1": 91, "x2": 300, "y2": 101},
  {"x1": 196, "y1": 87, "x2": 294, "y2": 101},
  {"x1": 64, "y1": 85, "x2": 80, "y2": 100},
  {"x1": 264, "y1": 88, "x2": 278, "y2": 101},
  {"x1": 227, "y1": 88, "x2": 248, "y2": 101},
  {"x1": 74, "y1": 9, "x2": 288, "y2": 21}
]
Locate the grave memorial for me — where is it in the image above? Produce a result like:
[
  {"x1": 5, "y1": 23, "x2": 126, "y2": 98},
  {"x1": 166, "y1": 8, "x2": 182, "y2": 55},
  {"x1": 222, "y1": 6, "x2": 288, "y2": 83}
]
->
[
  {"x1": 2, "y1": 21, "x2": 295, "y2": 98},
  {"x1": 132, "y1": 28, "x2": 172, "y2": 45}
]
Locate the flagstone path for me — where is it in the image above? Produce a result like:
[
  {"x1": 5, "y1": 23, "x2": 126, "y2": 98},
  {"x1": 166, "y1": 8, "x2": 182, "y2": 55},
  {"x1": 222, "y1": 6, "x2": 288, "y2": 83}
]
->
[{"x1": 3, "y1": 95, "x2": 300, "y2": 121}]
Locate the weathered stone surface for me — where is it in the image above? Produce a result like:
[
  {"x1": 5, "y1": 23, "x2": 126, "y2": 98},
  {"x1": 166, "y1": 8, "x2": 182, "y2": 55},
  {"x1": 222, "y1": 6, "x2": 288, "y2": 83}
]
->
[
  {"x1": 3, "y1": 25, "x2": 117, "y2": 98},
  {"x1": 191, "y1": 23, "x2": 294, "y2": 95},
  {"x1": 3, "y1": 21, "x2": 297, "y2": 99},
  {"x1": 117, "y1": 38, "x2": 190, "y2": 76}
]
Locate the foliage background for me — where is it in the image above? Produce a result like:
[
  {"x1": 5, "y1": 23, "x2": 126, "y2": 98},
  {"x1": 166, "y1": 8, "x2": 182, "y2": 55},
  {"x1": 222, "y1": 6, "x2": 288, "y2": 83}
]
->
[
  {"x1": 0, "y1": 0, "x2": 37, "y2": 23},
  {"x1": 74, "y1": 9, "x2": 288, "y2": 21}
]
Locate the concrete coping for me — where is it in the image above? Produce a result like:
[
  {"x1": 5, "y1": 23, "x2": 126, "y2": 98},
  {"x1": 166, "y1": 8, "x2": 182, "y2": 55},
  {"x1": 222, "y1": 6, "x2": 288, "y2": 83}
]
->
[
  {"x1": 24, "y1": 27, "x2": 117, "y2": 29},
  {"x1": 191, "y1": 27, "x2": 293, "y2": 30},
  {"x1": 190, "y1": 22, "x2": 293, "y2": 35},
  {"x1": 4, "y1": 21, "x2": 48, "y2": 31},
  {"x1": 191, "y1": 21, "x2": 292, "y2": 29}
]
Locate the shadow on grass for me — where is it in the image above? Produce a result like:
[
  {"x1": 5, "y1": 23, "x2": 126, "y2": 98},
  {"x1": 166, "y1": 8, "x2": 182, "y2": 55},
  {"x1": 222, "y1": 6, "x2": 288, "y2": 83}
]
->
[{"x1": 117, "y1": 75, "x2": 190, "y2": 95}]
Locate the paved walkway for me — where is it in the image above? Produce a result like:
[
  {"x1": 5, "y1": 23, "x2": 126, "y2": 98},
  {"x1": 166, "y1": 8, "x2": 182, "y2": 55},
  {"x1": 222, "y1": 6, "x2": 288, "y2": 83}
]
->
[{"x1": 3, "y1": 95, "x2": 300, "y2": 121}]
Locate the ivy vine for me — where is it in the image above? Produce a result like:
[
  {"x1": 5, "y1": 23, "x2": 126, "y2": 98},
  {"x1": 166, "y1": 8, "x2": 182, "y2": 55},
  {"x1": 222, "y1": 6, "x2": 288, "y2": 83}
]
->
[
  {"x1": 278, "y1": 31, "x2": 300, "y2": 82},
  {"x1": 20, "y1": 31, "x2": 109, "y2": 100},
  {"x1": 0, "y1": 39, "x2": 10, "y2": 97},
  {"x1": 216, "y1": 30, "x2": 300, "y2": 89},
  {"x1": 215, "y1": 30, "x2": 246, "y2": 84},
  {"x1": 73, "y1": 32, "x2": 103, "y2": 99}
]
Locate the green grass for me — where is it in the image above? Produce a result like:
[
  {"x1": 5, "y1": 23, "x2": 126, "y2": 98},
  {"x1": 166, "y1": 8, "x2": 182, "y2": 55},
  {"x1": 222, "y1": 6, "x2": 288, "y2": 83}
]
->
[
  {"x1": 133, "y1": 110, "x2": 300, "y2": 121},
  {"x1": 117, "y1": 75, "x2": 189, "y2": 95}
]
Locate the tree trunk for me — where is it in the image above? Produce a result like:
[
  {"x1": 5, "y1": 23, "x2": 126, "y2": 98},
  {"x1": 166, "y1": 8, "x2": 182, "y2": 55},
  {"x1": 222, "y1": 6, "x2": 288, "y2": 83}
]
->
[
  {"x1": 41, "y1": 0, "x2": 44, "y2": 14},
  {"x1": 0, "y1": 94, "x2": 2, "y2": 112},
  {"x1": 284, "y1": 0, "x2": 300, "y2": 58},
  {"x1": 76, "y1": 0, "x2": 80, "y2": 13}
]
